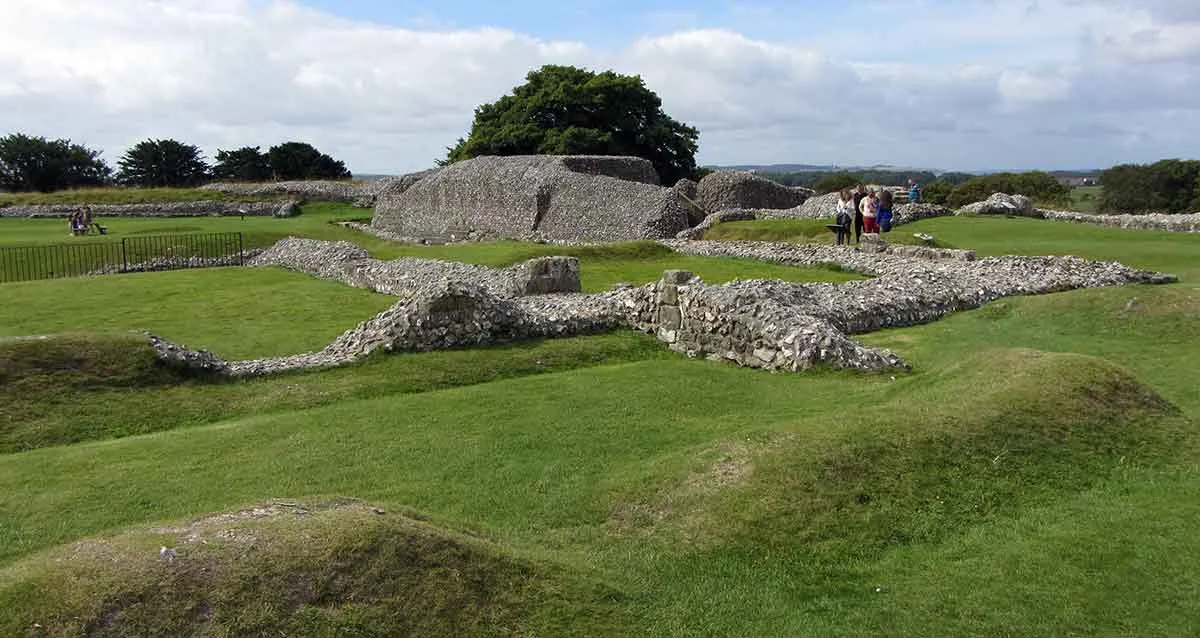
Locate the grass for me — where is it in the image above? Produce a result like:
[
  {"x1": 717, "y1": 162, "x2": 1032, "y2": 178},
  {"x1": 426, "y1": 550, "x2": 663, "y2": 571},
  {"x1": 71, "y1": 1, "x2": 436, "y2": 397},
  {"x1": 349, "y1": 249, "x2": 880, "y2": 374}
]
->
[
  {"x1": 1070, "y1": 185, "x2": 1103, "y2": 213},
  {"x1": 0, "y1": 331, "x2": 672, "y2": 453},
  {"x1": 0, "y1": 203, "x2": 862, "y2": 288},
  {"x1": 701, "y1": 218, "x2": 834, "y2": 243},
  {"x1": 0, "y1": 267, "x2": 397, "y2": 359},
  {"x1": 0, "y1": 213, "x2": 1198, "y2": 635}
]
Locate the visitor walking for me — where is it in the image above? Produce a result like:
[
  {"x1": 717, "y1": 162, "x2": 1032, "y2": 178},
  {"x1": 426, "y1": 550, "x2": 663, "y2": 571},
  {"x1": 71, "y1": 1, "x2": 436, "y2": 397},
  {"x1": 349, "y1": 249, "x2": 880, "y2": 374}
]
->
[
  {"x1": 877, "y1": 189, "x2": 894, "y2": 233},
  {"x1": 852, "y1": 183, "x2": 867, "y2": 243},
  {"x1": 835, "y1": 188, "x2": 854, "y2": 245},
  {"x1": 860, "y1": 190, "x2": 879, "y2": 235},
  {"x1": 907, "y1": 179, "x2": 922, "y2": 204}
]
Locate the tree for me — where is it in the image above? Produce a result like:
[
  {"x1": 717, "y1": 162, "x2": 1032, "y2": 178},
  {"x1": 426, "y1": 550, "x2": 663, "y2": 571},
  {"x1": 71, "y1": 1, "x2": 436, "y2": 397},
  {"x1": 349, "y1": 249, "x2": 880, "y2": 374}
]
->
[
  {"x1": 446, "y1": 65, "x2": 700, "y2": 184},
  {"x1": 267, "y1": 142, "x2": 351, "y2": 180},
  {"x1": 116, "y1": 139, "x2": 211, "y2": 187},
  {"x1": 0, "y1": 133, "x2": 112, "y2": 192},
  {"x1": 922, "y1": 181, "x2": 954, "y2": 205},
  {"x1": 945, "y1": 171, "x2": 1070, "y2": 208},
  {"x1": 811, "y1": 173, "x2": 861, "y2": 194},
  {"x1": 1098, "y1": 159, "x2": 1200, "y2": 214},
  {"x1": 213, "y1": 146, "x2": 272, "y2": 181}
]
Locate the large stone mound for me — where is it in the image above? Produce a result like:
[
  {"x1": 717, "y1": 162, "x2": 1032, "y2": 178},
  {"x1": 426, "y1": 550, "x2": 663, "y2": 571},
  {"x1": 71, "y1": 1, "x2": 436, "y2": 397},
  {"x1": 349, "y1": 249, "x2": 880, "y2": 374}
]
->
[
  {"x1": 0, "y1": 499, "x2": 614, "y2": 636},
  {"x1": 372, "y1": 155, "x2": 691, "y2": 242},
  {"x1": 960, "y1": 192, "x2": 1036, "y2": 216},
  {"x1": 696, "y1": 171, "x2": 811, "y2": 212}
]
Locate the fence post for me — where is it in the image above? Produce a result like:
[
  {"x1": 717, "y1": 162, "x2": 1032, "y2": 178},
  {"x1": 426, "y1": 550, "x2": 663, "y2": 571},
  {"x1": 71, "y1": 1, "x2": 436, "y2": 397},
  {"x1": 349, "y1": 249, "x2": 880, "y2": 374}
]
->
[
  {"x1": 120, "y1": 238, "x2": 128, "y2": 273},
  {"x1": 238, "y1": 232, "x2": 244, "y2": 266}
]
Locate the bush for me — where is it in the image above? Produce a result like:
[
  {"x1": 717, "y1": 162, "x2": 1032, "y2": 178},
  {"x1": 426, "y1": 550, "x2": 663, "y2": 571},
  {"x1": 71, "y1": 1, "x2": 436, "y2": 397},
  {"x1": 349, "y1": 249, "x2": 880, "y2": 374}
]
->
[
  {"x1": 922, "y1": 181, "x2": 954, "y2": 205},
  {"x1": 1099, "y1": 159, "x2": 1200, "y2": 214},
  {"x1": 811, "y1": 173, "x2": 860, "y2": 194},
  {"x1": 946, "y1": 172, "x2": 1071, "y2": 208}
]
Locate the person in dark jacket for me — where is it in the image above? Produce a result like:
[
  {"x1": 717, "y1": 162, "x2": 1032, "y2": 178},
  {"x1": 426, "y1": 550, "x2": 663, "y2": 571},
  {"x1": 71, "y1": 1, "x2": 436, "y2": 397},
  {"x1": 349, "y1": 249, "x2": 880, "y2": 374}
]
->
[{"x1": 851, "y1": 183, "x2": 867, "y2": 243}]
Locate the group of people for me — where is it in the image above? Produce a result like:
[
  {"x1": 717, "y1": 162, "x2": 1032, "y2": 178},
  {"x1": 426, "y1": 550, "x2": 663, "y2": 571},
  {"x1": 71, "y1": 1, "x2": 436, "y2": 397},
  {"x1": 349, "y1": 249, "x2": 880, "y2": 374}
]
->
[
  {"x1": 67, "y1": 206, "x2": 105, "y2": 236},
  {"x1": 831, "y1": 180, "x2": 921, "y2": 246}
]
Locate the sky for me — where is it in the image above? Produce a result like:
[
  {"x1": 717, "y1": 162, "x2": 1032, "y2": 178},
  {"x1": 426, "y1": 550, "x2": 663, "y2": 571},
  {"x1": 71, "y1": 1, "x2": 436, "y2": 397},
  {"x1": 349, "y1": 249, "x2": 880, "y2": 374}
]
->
[{"x1": 3, "y1": 0, "x2": 1199, "y2": 175}]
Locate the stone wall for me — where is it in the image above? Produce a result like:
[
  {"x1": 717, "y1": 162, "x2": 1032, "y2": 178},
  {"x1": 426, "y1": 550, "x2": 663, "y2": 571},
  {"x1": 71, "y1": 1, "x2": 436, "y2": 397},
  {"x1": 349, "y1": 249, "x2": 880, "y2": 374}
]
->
[
  {"x1": 249, "y1": 237, "x2": 581, "y2": 299},
  {"x1": 371, "y1": 155, "x2": 691, "y2": 242},
  {"x1": 149, "y1": 235, "x2": 1173, "y2": 378},
  {"x1": 0, "y1": 200, "x2": 296, "y2": 218}
]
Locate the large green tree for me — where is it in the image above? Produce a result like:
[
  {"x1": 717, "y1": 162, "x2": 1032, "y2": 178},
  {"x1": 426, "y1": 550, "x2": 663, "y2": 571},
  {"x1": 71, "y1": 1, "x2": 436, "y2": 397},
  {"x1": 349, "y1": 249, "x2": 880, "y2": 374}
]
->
[
  {"x1": 116, "y1": 139, "x2": 211, "y2": 187},
  {"x1": 267, "y1": 142, "x2": 351, "y2": 180},
  {"x1": 213, "y1": 146, "x2": 272, "y2": 181},
  {"x1": 0, "y1": 133, "x2": 112, "y2": 192},
  {"x1": 445, "y1": 65, "x2": 700, "y2": 184}
]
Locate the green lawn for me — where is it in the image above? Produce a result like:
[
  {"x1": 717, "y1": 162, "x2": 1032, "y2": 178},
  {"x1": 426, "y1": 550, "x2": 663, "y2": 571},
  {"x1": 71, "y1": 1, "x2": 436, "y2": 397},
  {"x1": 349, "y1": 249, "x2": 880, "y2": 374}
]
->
[
  {"x1": 0, "y1": 267, "x2": 396, "y2": 359},
  {"x1": 0, "y1": 214, "x2": 1198, "y2": 635}
]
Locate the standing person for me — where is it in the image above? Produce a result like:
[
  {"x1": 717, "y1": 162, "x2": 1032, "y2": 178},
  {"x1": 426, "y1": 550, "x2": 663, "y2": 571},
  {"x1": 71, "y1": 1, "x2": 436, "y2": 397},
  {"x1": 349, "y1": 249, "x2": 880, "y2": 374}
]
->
[
  {"x1": 908, "y1": 179, "x2": 922, "y2": 204},
  {"x1": 851, "y1": 183, "x2": 867, "y2": 243},
  {"x1": 835, "y1": 188, "x2": 854, "y2": 245},
  {"x1": 877, "y1": 189, "x2": 894, "y2": 233},
  {"x1": 860, "y1": 190, "x2": 879, "y2": 235}
]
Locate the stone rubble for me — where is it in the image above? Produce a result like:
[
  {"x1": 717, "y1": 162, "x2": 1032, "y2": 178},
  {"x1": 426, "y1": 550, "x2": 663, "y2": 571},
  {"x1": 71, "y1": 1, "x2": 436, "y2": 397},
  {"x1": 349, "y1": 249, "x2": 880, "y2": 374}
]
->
[
  {"x1": 695, "y1": 171, "x2": 812, "y2": 212},
  {"x1": 146, "y1": 234, "x2": 1175, "y2": 378},
  {"x1": 248, "y1": 237, "x2": 580, "y2": 298},
  {"x1": 0, "y1": 200, "x2": 297, "y2": 218},
  {"x1": 86, "y1": 250, "x2": 264, "y2": 276}
]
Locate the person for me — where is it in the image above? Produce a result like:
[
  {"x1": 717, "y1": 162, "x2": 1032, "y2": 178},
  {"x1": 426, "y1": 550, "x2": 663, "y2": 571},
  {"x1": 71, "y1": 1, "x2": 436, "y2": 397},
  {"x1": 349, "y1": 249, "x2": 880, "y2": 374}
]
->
[
  {"x1": 80, "y1": 206, "x2": 94, "y2": 234},
  {"x1": 851, "y1": 183, "x2": 867, "y2": 243},
  {"x1": 877, "y1": 189, "x2": 894, "y2": 233},
  {"x1": 908, "y1": 179, "x2": 922, "y2": 204},
  {"x1": 834, "y1": 188, "x2": 854, "y2": 245},
  {"x1": 860, "y1": 189, "x2": 879, "y2": 235}
]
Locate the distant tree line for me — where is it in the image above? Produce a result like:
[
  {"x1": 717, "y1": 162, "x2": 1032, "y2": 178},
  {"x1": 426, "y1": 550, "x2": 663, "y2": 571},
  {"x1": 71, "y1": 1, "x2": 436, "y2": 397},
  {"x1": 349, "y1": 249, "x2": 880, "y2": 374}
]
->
[
  {"x1": 1098, "y1": 159, "x2": 1200, "y2": 214},
  {"x1": 944, "y1": 172, "x2": 1071, "y2": 208},
  {"x1": 0, "y1": 133, "x2": 351, "y2": 192}
]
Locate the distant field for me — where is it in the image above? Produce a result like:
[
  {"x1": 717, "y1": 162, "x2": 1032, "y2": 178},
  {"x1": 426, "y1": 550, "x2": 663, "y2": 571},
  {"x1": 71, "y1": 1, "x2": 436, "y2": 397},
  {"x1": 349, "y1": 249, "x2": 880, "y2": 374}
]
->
[{"x1": 1070, "y1": 185, "x2": 1103, "y2": 212}]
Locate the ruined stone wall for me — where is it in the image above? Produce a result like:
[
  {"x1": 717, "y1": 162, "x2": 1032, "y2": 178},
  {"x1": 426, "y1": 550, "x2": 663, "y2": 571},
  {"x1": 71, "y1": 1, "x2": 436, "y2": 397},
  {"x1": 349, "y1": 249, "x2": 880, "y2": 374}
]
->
[{"x1": 0, "y1": 200, "x2": 296, "y2": 218}]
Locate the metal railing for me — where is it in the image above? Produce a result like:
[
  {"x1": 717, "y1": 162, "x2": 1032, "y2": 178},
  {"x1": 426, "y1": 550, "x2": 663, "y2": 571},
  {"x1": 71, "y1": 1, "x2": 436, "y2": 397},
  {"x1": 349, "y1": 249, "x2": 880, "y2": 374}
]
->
[{"x1": 0, "y1": 232, "x2": 245, "y2": 283}]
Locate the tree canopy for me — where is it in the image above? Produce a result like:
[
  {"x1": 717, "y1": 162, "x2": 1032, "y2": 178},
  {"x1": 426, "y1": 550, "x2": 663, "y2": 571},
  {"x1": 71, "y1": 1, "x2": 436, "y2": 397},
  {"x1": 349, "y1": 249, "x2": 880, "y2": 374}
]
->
[
  {"x1": 213, "y1": 146, "x2": 272, "y2": 182},
  {"x1": 116, "y1": 139, "x2": 211, "y2": 187},
  {"x1": 1099, "y1": 159, "x2": 1200, "y2": 214},
  {"x1": 445, "y1": 65, "x2": 700, "y2": 184},
  {"x1": 0, "y1": 134, "x2": 112, "y2": 192},
  {"x1": 945, "y1": 171, "x2": 1071, "y2": 208},
  {"x1": 267, "y1": 142, "x2": 351, "y2": 180}
]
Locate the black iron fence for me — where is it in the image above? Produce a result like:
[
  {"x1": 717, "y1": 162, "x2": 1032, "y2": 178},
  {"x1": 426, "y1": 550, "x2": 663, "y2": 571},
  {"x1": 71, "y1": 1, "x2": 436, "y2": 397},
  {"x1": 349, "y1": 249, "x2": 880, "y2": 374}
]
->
[{"x1": 0, "y1": 232, "x2": 245, "y2": 283}]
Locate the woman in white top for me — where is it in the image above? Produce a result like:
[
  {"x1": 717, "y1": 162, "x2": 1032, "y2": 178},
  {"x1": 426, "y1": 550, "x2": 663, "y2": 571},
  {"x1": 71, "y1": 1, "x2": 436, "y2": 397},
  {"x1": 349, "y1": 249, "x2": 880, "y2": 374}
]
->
[{"x1": 835, "y1": 188, "x2": 854, "y2": 245}]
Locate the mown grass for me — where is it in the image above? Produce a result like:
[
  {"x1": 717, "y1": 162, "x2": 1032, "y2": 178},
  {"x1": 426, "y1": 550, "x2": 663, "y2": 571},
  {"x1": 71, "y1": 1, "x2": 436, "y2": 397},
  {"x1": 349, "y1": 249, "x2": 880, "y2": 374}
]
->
[
  {"x1": 0, "y1": 331, "x2": 672, "y2": 453},
  {"x1": 0, "y1": 202, "x2": 862, "y2": 288},
  {"x1": 0, "y1": 214, "x2": 1197, "y2": 635},
  {"x1": 1071, "y1": 184, "x2": 1103, "y2": 213},
  {"x1": 701, "y1": 218, "x2": 833, "y2": 243},
  {"x1": 0, "y1": 267, "x2": 396, "y2": 359}
]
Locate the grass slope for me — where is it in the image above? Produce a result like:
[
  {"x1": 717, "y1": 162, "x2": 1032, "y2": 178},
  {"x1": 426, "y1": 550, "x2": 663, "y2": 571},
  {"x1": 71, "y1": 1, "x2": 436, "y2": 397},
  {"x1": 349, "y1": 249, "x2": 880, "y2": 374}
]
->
[
  {"x1": 0, "y1": 186, "x2": 292, "y2": 206},
  {"x1": 0, "y1": 331, "x2": 673, "y2": 453}
]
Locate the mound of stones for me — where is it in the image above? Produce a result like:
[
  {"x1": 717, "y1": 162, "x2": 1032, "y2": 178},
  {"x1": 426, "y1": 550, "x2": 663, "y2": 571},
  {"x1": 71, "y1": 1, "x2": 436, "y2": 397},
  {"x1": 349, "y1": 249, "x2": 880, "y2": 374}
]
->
[
  {"x1": 0, "y1": 200, "x2": 297, "y2": 218},
  {"x1": 148, "y1": 235, "x2": 1174, "y2": 378},
  {"x1": 372, "y1": 155, "x2": 692, "y2": 242},
  {"x1": 959, "y1": 192, "x2": 1036, "y2": 216},
  {"x1": 695, "y1": 171, "x2": 811, "y2": 212}
]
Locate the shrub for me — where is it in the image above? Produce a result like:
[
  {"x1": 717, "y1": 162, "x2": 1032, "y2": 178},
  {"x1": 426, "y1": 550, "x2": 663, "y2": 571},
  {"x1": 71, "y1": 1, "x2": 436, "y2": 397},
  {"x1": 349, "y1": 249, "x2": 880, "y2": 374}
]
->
[{"x1": 946, "y1": 171, "x2": 1071, "y2": 208}]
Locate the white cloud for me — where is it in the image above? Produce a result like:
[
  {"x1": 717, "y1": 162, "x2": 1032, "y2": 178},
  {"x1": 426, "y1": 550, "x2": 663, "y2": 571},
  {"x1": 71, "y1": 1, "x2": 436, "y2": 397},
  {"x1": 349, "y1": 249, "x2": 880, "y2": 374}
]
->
[{"x1": 0, "y1": 0, "x2": 1198, "y2": 173}]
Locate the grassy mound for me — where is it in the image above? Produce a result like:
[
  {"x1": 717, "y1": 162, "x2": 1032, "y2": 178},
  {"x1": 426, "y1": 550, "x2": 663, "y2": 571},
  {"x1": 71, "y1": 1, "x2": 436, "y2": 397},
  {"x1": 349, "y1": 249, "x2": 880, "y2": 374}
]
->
[
  {"x1": 702, "y1": 218, "x2": 832, "y2": 243},
  {"x1": 0, "y1": 499, "x2": 624, "y2": 637},
  {"x1": 618, "y1": 350, "x2": 1180, "y2": 558},
  {"x1": 0, "y1": 333, "x2": 194, "y2": 391}
]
